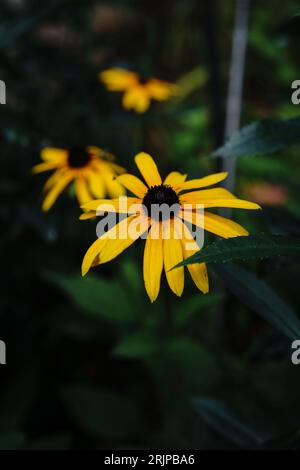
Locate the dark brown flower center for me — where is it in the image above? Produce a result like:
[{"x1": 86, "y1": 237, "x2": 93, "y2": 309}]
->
[
  {"x1": 68, "y1": 146, "x2": 91, "y2": 168},
  {"x1": 138, "y1": 76, "x2": 149, "y2": 85},
  {"x1": 142, "y1": 184, "x2": 180, "y2": 220}
]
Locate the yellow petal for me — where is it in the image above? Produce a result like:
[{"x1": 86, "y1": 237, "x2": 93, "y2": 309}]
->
[
  {"x1": 122, "y1": 88, "x2": 138, "y2": 109},
  {"x1": 75, "y1": 178, "x2": 93, "y2": 206},
  {"x1": 143, "y1": 222, "x2": 163, "y2": 302},
  {"x1": 108, "y1": 162, "x2": 126, "y2": 175},
  {"x1": 79, "y1": 211, "x2": 96, "y2": 220},
  {"x1": 180, "y1": 188, "x2": 261, "y2": 210},
  {"x1": 203, "y1": 212, "x2": 249, "y2": 237},
  {"x1": 102, "y1": 171, "x2": 126, "y2": 198},
  {"x1": 135, "y1": 91, "x2": 151, "y2": 113},
  {"x1": 32, "y1": 161, "x2": 62, "y2": 174},
  {"x1": 100, "y1": 68, "x2": 138, "y2": 91},
  {"x1": 164, "y1": 171, "x2": 187, "y2": 189},
  {"x1": 175, "y1": 218, "x2": 209, "y2": 294},
  {"x1": 40, "y1": 147, "x2": 68, "y2": 163},
  {"x1": 176, "y1": 172, "x2": 228, "y2": 192},
  {"x1": 43, "y1": 169, "x2": 66, "y2": 191},
  {"x1": 42, "y1": 173, "x2": 73, "y2": 211},
  {"x1": 82, "y1": 235, "x2": 109, "y2": 276},
  {"x1": 163, "y1": 220, "x2": 184, "y2": 297},
  {"x1": 81, "y1": 196, "x2": 141, "y2": 213},
  {"x1": 146, "y1": 79, "x2": 178, "y2": 101},
  {"x1": 186, "y1": 259, "x2": 208, "y2": 294},
  {"x1": 180, "y1": 210, "x2": 249, "y2": 238},
  {"x1": 134, "y1": 152, "x2": 162, "y2": 187},
  {"x1": 203, "y1": 199, "x2": 261, "y2": 210},
  {"x1": 180, "y1": 187, "x2": 236, "y2": 202},
  {"x1": 96, "y1": 215, "x2": 149, "y2": 265},
  {"x1": 117, "y1": 174, "x2": 148, "y2": 198},
  {"x1": 87, "y1": 171, "x2": 105, "y2": 199},
  {"x1": 82, "y1": 215, "x2": 144, "y2": 275},
  {"x1": 122, "y1": 87, "x2": 151, "y2": 113},
  {"x1": 183, "y1": 199, "x2": 261, "y2": 209}
]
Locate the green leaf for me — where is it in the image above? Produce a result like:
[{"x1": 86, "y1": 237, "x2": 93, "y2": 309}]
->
[
  {"x1": 119, "y1": 259, "x2": 143, "y2": 295},
  {"x1": 113, "y1": 331, "x2": 160, "y2": 359},
  {"x1": 61, "y1": 386, "x2": 143, "y2": 439},
  {"x1": 215, "y1": 264, "x2": 300, "y2": 341},
  {"x1": 164, "y1": 338, "x2": 221, "y2": 390},
  {"x1": 213, "y1": 115, "x2": 300, "y2": 157},
  {"x1": 47, "y1": 273, "x2": 135, "y2": 323},
  {"x1": 174, "y1": 293, "x2": 222, "y2": 329},
  {"x1": 191, "y1": 397, "x2": 270, "y2": 448},
  {"x1": 177, "y1": 235, "x2": 300, "y2": 267}
]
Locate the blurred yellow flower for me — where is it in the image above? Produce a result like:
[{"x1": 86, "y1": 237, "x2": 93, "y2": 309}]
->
[
  {"x1": 32, "y1": 146, "x2": 125, "y2": 211},
  {"x1": 81, "y1": 152, "x2": 260, "y2": 302},
  {"x1": 100, "y1": 68, "x2": 178, "y2": 113}
]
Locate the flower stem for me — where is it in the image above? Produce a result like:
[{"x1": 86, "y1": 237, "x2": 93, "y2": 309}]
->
[{"x1": 222, "y1": 0, "x2": 250, "y2": 200}]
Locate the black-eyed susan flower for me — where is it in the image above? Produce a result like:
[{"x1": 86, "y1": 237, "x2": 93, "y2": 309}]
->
[
  {"x1": 100, "y1": 68, "x2": 178, "y2": 113},
  {"x1": 81, "y1": 152, "x2": 261, "y2": 302},
  {"x1": 32, "y1": 146, "x2": 126, "y2": 211}
]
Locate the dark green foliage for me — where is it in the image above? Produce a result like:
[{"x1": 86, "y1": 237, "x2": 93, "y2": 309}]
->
[
  {"x1": 214, "y1": 115, "x2": 300, "y2": 157},
  {"x1": 215, "y1": 264, "x2": 300, "y2": 340},
  {"x1": 1, "y1": 0, "x2": 300, "y2": 451},
  {"x1": 177, "y1": 234, "x2": 300, "y2": 266}
]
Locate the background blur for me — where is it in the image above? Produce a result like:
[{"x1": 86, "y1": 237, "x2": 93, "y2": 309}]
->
[{"x1": 1, "y1": 0, "x2": 300, "y2": 450}]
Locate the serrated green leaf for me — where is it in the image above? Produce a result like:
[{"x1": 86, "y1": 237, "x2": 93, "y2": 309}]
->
[
  {"x1": 47, "y1": 273, "x2": 135, "y2": 323},
  {"x1": 176, "y1": 235, "x2": 300, "y2": 267},
  {"x1": 215, "y1": 264, "x2": 300, "y2": 340},
  {"x1": 213, "y1": 115, "x2": 300, "y2": 157}
]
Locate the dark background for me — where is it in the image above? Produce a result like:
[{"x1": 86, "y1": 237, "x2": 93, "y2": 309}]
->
[{"x1": 1, "y1": 0, "x2": 300, "y2": 450}]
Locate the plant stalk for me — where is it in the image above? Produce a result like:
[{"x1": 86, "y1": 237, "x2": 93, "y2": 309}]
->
[{"x1": 222, "y1": 0, "x2": 250, "y2": 199}]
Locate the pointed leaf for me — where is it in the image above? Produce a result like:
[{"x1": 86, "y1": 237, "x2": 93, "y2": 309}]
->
[
  {"x1": 215, "y1": 264, "x2": 300, "y2": 340},
  {"x1": 191, "y1": 397, "x2": 270, "y2": 448},
  {"x1": 177, "y1": 235, "x2": 300, "y2": 267},
  {"x1": 113, "y1": 331, "x2": 160, "y2": 358},
  {"x1": 47, "y1": 273, "x2": 135, "y2": 323},
  {"x1": 214, "y1": 115, "x2": 300, "y2": 157}
]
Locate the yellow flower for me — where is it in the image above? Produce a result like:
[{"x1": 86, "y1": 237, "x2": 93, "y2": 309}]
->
[
  {"x1": 32, "y1": 146, "x2": 126, "y2": 211},
  {"x1": 100, "y1": 68, "x2": 178, "y2": 113},
  {"x1": 81, "y1": 153, "x2": 261, "y2": 302}
]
